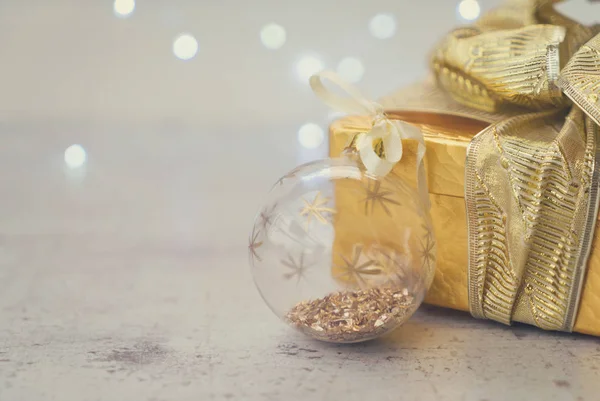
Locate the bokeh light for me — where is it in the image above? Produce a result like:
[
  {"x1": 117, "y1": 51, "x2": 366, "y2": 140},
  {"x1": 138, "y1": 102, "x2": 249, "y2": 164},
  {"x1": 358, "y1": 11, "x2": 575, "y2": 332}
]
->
[
  {"x1": 296, "y1": 56, "x2": 324, "y2": 83},
  {"x1": 337, "y1": 57, "x2": 365, "y2": 83},
  {"x1": 113, "y1": 0, "x2": 135, "y2": 18},
  {"x1": 458, "y1": 0, "x2": 481, "y2": 21},
  {"x1": 260, "y1": 23, "x2": 287, "y2": 50},
  {"x1": 64, "y1": 145, "x2": 87, "y2": 169},
  {"x1": 173, "y1": 34, "x2": 199, "y2": 61},
  {"x1": 298, "y1": 123, "x2": 324, "y2": 149},
  {"x1": 369, "y1": 14, "x2": 396, "y2": 39}
]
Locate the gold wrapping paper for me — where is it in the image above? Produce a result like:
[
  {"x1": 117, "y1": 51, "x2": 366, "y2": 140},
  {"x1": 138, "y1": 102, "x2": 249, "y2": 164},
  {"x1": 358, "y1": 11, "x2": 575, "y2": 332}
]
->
[{"x1": 330, "y1": 114, "x2": 600, "y2": 336}]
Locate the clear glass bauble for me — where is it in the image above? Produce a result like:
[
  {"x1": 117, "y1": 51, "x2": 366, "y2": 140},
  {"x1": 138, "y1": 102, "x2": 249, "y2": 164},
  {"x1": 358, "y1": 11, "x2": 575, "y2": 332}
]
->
[{"x1": 249, "y1": 154, "x2": 436, "y2": 343}]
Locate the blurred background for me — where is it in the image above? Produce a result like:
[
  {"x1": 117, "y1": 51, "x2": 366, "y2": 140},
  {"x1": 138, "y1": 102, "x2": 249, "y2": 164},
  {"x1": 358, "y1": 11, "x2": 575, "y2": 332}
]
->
[
  {"x1": 1, "y1": 2, "x2": 600, "y2": 399},
  {"x1": 0, "y1": 0, "x2": 596, "y2": 252}
]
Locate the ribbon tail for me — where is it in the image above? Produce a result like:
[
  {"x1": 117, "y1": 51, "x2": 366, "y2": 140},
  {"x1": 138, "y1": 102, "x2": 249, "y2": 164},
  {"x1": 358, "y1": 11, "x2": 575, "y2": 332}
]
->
[
  {"x1": 381, "y1": 124, "x2": 403, "y2": 164},
  {"x1": 393, "y1": 121, "x2": 431, "y2": 212}
]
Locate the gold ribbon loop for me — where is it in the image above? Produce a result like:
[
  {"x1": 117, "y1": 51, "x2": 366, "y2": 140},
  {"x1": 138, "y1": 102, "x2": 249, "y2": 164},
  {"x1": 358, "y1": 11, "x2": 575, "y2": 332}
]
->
[
  {"x1": 558, "y1": 33, "x2": 600, "y2": 127},
  {"x1": 432, "y1": 24, "x2": 567, "y2": 112},
  {"x1": 310, "y1": 71, "x2": 431, "y2": 211}
]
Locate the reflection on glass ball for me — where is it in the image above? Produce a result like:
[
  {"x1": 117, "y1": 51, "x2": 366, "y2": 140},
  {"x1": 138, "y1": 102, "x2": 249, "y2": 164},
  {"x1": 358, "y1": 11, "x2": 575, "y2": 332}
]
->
[{"x1": 249, "y1": 155, "x2": 436, "y2": 343}]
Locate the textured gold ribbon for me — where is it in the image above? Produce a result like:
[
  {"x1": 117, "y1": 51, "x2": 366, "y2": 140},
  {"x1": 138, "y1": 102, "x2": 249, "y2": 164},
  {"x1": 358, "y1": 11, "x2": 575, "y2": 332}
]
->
[
  {"x1": 431, "y1": 0, "x2": 600, "y2": 331},
  {"x1": 310, "y1": 71, "x2": 431, "y2": 210}
]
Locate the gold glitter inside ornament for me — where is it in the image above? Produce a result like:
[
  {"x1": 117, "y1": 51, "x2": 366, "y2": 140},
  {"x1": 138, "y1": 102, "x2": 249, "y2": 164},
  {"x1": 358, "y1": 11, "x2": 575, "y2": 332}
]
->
[
  {"x1": 285, "y1": 287, "x2": 417, "y2": 343},
  {"x1": 249, "y1": 153, "x2": 436, "y2": 343}
]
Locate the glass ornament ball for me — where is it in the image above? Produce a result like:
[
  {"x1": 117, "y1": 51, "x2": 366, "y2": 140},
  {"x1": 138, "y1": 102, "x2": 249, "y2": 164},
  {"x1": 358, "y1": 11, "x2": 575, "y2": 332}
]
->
[{"x1": 249, "y1": 154, "x2": 436, "y2": 343}]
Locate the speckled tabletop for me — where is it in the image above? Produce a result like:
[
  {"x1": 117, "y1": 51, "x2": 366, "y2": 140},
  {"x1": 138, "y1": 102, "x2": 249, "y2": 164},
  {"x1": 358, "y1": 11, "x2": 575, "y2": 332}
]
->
[
  {"x1": 0, "y1": 121, "x2": 598, "y2": 401},
  {"x1": 0, "y1": 1, "x2": 599, "y2": 400}
]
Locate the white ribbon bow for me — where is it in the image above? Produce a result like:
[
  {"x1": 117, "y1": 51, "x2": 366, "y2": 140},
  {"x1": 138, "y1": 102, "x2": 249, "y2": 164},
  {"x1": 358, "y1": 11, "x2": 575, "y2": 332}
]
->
[{"x1": 309, "y1": 71, "x2": 430, "y2": 211}]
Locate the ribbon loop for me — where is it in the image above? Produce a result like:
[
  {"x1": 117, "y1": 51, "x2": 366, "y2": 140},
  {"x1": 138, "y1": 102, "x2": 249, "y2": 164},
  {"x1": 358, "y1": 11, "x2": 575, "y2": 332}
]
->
[
  {"x1": 558, "y1": 32, "x2": 600, "y2": 127},
  {"x1": 309, "y1": 71, "x2": 380, "y2": 116}
]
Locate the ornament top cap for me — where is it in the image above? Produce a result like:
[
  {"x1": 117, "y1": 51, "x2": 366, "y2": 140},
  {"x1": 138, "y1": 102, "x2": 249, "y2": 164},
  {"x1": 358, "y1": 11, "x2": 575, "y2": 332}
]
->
[{"x1": 309, "y1": 71, "x2": 430, "y2": 211}]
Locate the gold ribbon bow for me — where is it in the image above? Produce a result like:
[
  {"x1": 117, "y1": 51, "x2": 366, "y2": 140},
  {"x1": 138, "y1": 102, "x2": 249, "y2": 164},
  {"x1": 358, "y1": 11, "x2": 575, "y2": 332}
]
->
[
  {"x1": 310, "y1": 71, "x2": 431, "y2": 211},
  {"x1": 430, "y1": 0, "x2": 600, "y2": 331}
]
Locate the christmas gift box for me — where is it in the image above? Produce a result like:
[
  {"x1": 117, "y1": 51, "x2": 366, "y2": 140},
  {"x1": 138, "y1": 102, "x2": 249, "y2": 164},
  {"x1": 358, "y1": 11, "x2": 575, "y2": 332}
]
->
[{"x1": 329, "y1": 0, "x2": 600, "y2": 336}]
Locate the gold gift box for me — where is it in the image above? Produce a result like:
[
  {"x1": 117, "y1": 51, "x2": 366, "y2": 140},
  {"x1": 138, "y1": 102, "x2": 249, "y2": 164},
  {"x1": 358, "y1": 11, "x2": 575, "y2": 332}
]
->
[{"x1": 330, "y1": 112, "x2": 600, "y2": 336}]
